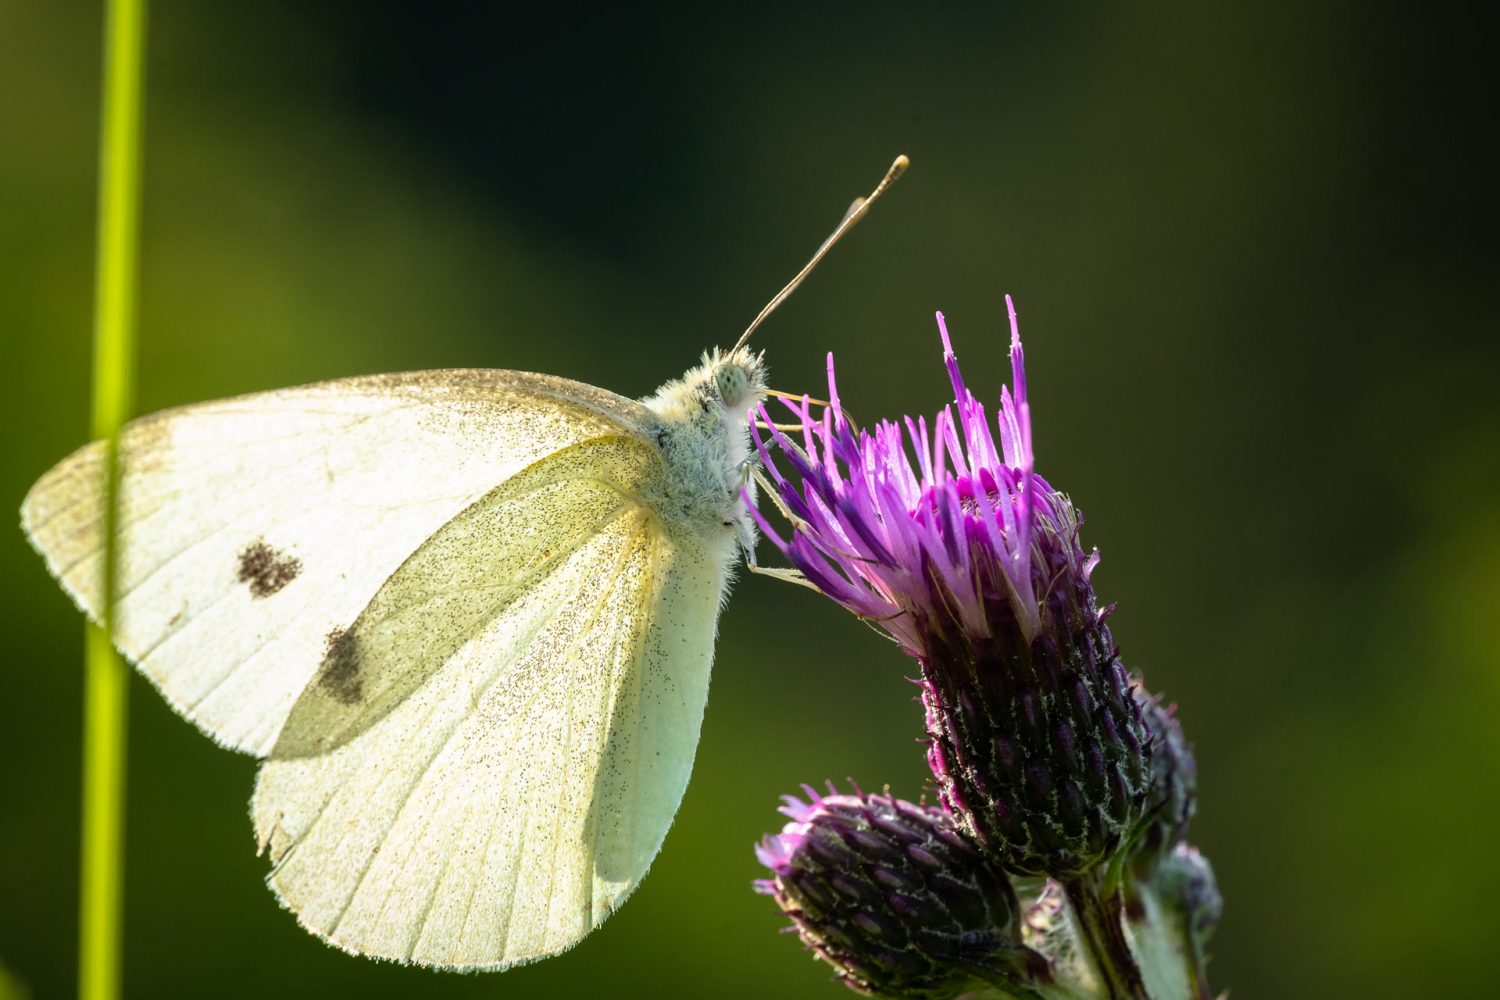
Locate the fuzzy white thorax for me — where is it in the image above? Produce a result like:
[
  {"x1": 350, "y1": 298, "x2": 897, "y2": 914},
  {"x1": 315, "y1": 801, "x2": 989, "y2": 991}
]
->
[{"x1": 639, "y1": 347, "x2": 767, "y2": 567}]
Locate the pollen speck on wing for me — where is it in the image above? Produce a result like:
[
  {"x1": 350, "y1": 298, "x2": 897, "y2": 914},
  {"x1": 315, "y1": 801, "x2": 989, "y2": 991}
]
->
[{"x1": 236, "y1": 539, "x2": 302, "y2": 598}]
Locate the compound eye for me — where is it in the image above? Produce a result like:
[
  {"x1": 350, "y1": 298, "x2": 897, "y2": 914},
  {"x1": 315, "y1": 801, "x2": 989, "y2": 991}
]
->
[{"x1": 715, "y1": 364, "x2": 750, "y2": 407}]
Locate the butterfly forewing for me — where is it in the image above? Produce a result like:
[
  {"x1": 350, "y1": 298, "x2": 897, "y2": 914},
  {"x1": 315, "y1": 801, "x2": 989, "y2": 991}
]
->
[
  {"x1": 270, "y1": 435, "x2": 658, "y2": 759},
  {"x1": 21, "y1": 370, "x2": 654, "y2": 755}
]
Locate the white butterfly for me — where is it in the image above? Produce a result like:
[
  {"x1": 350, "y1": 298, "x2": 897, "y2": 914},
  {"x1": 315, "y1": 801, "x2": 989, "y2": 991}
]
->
[{"x1": 21, "y1": 156, "x2": 906, "y2": 971}]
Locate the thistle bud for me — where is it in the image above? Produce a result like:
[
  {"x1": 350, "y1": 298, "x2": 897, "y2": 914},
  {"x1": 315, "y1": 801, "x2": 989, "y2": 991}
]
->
[
  {"x1": 1151, "y1": 843, "x2": 1222, "y2": 953},
  {"x1": 1129, "y1": 687, "x2": 1197, "y2": 878},
  {"x1": 754, "y1": 785, "x2": 1043, "y2": 998},
  {"x1": 748, "y1": 301, "x2": 1151, "y2": 877}
]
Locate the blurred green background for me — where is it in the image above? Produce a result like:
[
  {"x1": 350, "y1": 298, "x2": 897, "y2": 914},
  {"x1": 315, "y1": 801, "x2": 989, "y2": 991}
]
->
[{"x1": 2, "y1": 2, "x2": 1496, "y2": 997}]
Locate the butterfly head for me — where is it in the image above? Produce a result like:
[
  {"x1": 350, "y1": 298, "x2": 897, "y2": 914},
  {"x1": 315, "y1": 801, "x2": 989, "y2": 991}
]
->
[
  {"x1": 708, "y1": 346, "x2": 768, "y2": 418},
  {"x1": 644, "y1": 347, "x2": 767, "y2": 427}
]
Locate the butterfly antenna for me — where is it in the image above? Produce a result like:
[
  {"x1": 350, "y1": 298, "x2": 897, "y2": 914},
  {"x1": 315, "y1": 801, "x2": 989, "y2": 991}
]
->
[{"x1": 731, "y1": 154, "x2": 909, "y2": 354}]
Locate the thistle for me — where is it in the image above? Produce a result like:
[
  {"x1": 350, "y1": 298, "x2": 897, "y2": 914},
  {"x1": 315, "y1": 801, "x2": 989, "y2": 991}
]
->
[
  {"x1": 749, "y1": 300, "x2": 1221, "y2": 998},
  {"x1": 1151, "y1": 844, "x2": 1221, "y2": 956},
  {"x1": 1128, "y1": 688, "x2": 1197, "y2": 880},
  {"x1": 1124, "y1": 843, "x2": 1221, "y2": 1000},
  {"x1": 754, "y1": 785, "x2": 1044, "y2": 998},
  {"x1": 748, "y1": 300, "x2": 1151, "y2": 880}
]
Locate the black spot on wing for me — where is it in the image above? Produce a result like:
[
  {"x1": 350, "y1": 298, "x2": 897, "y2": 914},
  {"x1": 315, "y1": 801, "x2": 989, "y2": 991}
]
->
[
  {"x1": 318, "y1": 627, "x2": 364, "y2": 705},
  {"x1": 236, "y1": 540, "x2": 302, "y2": 598}
]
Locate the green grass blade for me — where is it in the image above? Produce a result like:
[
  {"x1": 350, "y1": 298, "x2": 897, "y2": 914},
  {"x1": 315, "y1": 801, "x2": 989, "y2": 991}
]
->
[{"x1": 81, "y1": 0, "x2": 147, "y2": 997}]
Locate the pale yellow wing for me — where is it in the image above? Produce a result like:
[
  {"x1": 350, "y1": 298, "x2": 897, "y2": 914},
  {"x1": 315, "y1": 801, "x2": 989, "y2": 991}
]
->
[
  {"x1": 252, "y1": 435, "x2": 723, "y2": 969},
  {"x1": 21, "y1": 370, "x2": 653, "y2": 755}
]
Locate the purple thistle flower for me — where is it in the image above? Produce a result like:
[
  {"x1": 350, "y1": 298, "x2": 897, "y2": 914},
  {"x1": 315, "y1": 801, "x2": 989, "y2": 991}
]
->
[
  {"x1": 748, "y1": 300, "x2": 1151, "y2": 879},
  {"x1": 754, "y1": 784, "x2": 1044, "y2": 999}
]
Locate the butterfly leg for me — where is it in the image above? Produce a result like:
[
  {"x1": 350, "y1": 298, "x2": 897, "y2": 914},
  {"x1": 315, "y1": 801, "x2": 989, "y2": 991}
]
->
[
  {"x1": 738, "y1": 468, "x2": 819, "y2": 590},
  {"x1": 743, "y1": 539, "x2": 815, "y2": 590}
]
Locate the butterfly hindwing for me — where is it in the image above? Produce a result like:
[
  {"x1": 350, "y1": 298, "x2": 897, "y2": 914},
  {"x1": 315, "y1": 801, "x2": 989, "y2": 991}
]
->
[{"x1": 252, "y1": 435, "x2": 723, "y2": 969}]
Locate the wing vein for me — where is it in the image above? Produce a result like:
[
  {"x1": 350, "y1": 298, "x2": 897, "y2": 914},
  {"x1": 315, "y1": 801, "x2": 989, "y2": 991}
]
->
[
  {"x1": 529, "y1": 509, "x2": 648, "y2": 949},
  {"x1": 400, "y1": 795, "x2": 466, "y2": 963},
  {"x1": 321, "y1": 679, "x2": 470, "y2": 939},
  {"x1": 624, "y1": 523, "x2": 658, "y2": 903}
]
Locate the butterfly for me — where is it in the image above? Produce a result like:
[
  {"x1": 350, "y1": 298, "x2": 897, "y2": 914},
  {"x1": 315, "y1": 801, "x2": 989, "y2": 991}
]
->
[{"x1": 21, "y1": 157, "x2": 907, "y2": 971}]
